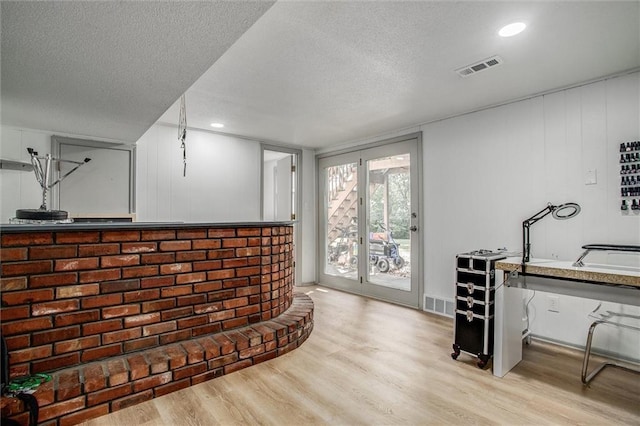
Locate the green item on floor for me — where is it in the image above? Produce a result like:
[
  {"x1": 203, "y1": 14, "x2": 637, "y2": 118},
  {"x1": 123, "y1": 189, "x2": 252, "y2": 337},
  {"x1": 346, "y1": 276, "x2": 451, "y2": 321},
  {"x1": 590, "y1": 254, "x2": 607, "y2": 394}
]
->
[{"x1": 5, "y1": 373, "x2": 51, "y2": 396}]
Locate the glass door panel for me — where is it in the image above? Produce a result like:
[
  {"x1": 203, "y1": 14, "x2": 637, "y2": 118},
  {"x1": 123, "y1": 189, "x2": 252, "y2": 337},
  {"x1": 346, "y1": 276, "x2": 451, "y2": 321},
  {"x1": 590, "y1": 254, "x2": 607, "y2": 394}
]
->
[
  {"x1": 366, "y1": 153, "x2": 411, "y2": 291},
  {"x1": 322, "y1": 161, "x2": 359, "y2": 282}
]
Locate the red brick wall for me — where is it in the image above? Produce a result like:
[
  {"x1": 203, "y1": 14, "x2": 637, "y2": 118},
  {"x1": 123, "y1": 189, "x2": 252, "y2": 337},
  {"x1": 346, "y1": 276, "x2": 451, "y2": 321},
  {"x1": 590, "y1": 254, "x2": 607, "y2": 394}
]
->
[
  {"x1": 0, "y1": 225, "x2": 294, "y2": 379},
  {"x1": 1, "y1": 293, "x2": 313, "y2": 425}
]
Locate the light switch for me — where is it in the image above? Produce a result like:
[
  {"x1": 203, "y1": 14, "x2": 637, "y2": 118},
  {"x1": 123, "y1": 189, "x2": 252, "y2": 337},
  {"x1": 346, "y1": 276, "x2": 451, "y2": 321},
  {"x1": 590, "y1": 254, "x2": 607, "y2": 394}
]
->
[{"x1": 585, "y1": 169, "x2": 597, "y2": 185}]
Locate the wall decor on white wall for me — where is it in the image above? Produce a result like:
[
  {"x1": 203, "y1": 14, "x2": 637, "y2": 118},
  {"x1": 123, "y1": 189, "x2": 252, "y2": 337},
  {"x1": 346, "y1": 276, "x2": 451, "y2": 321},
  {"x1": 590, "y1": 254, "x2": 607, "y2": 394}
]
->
[
  {"x1": 1, "y1": 128, "x2": 55, "y2": 222},
  {"x1": 11, "y1": 145, "x2": 90, "y2": 222},
  {"x1": 619, "y1": 140, "x2": 640, "y2": 212},
  {"x1": 54, "y1": 137, "x2": 135, "y2": 217},
  {"x1": 0, "y1": 129, "x2": 135, "y2": 222},
  {"x1": 178, "y1": 94, "x2": 188, "y2": 177}
]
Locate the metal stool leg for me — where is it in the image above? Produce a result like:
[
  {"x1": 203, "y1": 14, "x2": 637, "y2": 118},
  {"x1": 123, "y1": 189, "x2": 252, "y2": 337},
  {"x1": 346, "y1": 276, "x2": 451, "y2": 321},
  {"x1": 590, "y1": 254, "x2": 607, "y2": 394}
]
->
[
  {"x1": 582, "y1": 319, "x2": 640, "y2": 385},
  {"x1": 581, "y1": 320, "x2": 603, "y2": 384}
]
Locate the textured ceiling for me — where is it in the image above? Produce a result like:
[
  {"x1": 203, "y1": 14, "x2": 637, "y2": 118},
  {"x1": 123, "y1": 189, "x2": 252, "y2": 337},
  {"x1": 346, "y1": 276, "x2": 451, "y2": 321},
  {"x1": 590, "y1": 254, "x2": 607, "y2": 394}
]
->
[
  {"x1": 1, "y1": 2, "x2": 638, "y2": 149},
  {"x1": 158, "y1": 1, "x2": 640, "y2": 149},
  {"x1": 1, "y1": 1, "x2": 275, "y2": 143}
]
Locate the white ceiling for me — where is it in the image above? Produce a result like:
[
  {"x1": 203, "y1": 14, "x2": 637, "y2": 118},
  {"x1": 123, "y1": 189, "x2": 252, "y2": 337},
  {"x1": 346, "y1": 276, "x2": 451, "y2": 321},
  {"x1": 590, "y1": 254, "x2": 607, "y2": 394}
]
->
[
  {"x1": 158, "y1": 0, "x2": 640, "y2": 149},
  {"x1": 2, "y1": 2, "x2": 639, "y2": 150},
  {"x1": 0, "y1": 1, "x2": 275, "y2": 142}
]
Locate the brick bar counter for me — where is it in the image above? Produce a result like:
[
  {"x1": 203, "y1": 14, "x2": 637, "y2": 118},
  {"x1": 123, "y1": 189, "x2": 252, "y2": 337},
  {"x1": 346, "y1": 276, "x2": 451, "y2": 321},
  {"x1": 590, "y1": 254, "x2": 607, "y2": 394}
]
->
[{"x1": 0, "y1": 222, "x2": 313, "y2": 425}]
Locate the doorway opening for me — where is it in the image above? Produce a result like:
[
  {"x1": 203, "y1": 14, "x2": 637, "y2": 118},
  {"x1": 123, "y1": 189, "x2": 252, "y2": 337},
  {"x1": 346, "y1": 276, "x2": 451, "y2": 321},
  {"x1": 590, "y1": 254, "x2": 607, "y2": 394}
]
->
[
  {"x1": 317, "y1": 134, "x2": 422, "y2": 308},
  {"x1": 262, "y1": 145, "x2": 302, "y2": 286}
]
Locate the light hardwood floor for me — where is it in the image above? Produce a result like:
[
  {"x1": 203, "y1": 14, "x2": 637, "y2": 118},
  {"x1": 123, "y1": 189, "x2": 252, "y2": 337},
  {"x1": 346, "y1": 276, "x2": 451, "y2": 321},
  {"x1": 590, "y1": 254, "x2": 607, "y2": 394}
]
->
[{"x1": 84, "y1": 286, "x2": 640, "y2": 425}]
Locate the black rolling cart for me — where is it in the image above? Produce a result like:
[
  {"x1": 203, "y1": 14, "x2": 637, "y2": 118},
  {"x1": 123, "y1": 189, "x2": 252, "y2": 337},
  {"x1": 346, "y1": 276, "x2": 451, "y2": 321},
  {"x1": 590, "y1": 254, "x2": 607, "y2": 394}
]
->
[{"x1": 451, "y1": 249, "x2": 506, "y2": 369}]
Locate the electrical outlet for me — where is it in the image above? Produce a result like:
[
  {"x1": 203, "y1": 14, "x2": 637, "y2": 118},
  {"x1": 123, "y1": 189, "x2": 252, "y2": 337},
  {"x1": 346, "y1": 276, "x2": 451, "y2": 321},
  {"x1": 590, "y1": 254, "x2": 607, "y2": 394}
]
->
[{"x1": 547, "y1": 295, "x2": 560, "y2": 313}]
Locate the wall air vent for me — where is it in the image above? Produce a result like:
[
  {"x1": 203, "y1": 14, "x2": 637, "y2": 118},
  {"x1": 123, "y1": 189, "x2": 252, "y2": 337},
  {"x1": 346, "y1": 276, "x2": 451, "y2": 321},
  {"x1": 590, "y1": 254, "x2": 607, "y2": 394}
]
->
[
  {"x1": 455, "y1": 55, "x2": 503, "y2": 78},
  {"x1": 424, "y1": 295, "x2": 454, "y2": 318}
]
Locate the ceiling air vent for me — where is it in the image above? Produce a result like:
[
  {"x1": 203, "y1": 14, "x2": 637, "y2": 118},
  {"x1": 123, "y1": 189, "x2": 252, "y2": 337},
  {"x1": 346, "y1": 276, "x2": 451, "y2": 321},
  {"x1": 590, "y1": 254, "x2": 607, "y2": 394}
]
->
[{"x1": 455, "y1": 55, "x2": 503, "y2": 78}]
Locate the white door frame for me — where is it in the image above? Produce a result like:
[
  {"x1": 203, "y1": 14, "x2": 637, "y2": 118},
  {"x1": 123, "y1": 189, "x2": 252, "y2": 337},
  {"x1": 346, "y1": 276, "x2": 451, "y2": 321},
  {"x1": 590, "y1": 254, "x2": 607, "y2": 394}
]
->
[
  {"x1": 316, "y1": 132, "x2": 423, "y2": 309},
  {"x1": 260, "y1": 144, "x2": 303, "y2": 288}
]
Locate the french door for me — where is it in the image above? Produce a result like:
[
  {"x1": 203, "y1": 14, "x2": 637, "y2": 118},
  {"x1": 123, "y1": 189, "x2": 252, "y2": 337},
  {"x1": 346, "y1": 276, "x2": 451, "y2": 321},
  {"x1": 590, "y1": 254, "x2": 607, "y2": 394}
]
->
[{"x1": 318, "y1": 136, "x2": 421, "y2": 308}]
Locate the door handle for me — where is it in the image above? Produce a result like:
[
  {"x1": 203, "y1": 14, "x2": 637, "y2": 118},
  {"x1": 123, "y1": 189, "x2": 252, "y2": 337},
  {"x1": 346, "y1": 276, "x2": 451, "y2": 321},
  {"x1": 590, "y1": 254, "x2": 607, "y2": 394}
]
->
[{"x1": 410, "y1": 225, "x2": 418, "y2": 232}]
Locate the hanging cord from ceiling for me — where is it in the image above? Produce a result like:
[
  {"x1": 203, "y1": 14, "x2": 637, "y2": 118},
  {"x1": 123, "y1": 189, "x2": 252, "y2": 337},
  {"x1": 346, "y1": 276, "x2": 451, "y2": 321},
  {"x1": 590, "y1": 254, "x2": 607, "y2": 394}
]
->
[{"x1": 178, "y1": 94, "x2": 187, "y2": 177}]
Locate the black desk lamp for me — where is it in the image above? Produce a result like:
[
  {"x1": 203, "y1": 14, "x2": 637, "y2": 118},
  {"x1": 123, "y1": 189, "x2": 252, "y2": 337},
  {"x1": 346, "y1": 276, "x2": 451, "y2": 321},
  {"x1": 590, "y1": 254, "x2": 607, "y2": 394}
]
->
[{"x1": 522, "y1": 202, "x2": 581, "y2": 274}]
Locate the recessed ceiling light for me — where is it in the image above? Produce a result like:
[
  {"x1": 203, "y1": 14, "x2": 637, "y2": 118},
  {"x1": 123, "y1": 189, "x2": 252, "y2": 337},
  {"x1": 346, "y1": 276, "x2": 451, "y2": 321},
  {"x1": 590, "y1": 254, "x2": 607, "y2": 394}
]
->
[
  {"x1": 499, "y1": 22, "x2": 526, "y2": 37},
  {"x1": 210, "y1": 123, "x2": 224, "y2": 128}
]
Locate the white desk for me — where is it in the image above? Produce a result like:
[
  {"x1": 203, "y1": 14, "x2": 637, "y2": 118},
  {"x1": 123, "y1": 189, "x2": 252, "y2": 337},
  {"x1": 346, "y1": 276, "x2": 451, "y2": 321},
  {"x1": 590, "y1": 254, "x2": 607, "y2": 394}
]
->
[{"x1": 493, "y1": 257, "x2": 640, "y2": 377}]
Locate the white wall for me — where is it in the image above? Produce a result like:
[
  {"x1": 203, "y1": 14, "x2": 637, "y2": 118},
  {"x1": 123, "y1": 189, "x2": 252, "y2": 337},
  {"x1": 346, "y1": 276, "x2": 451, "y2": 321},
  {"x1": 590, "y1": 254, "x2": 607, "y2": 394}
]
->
[
  {"x1": 421, "y1": 72, "x2": 639, "y2": 359},
  {"x1": 135, "y1": 124, "x2": 261, "y2": 222},
  {"x1": 136, "y1": 125, "x2": 319, "y2": 286}
]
